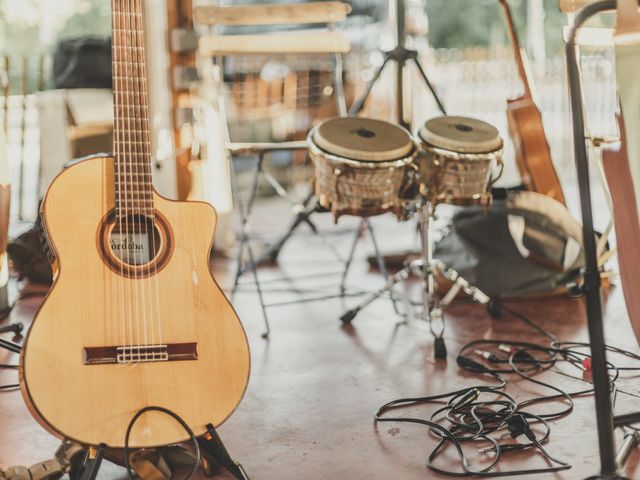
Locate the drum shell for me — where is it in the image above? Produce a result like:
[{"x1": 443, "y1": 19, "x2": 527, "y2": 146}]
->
[
  {"x1": 417, "y1": 143, "x2": 502, "y2": 206},
  {"x1": 308, "y1": 132, "x2": 417, "y2": 221}
]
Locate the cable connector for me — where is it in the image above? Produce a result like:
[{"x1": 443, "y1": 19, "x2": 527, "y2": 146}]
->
[
  {"x1": 582, "y1": 356, "x2": 592, "y2": 372},
  {"x1": 501, "y1": 415, "x2": 535, "y2": 441},
  {"x1": 498, "y1": 344, "x2": 518, "y2": 354},
  {"x1": 473, "y1": 349, "x2": 500, "y2": 363},
  {"x1": 498, "y1": 344, "x2": 535, "y2": 363},
  {"x1": 456, "y1": 356, "x2": 487, "y2": 372},
  {"x1": 451, "y1": 388, "x2": 480, "y2": 412}
]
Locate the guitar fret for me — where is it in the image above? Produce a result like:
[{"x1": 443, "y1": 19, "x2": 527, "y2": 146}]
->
[{"x1": 112, "y1": 0, "x2": 155, "y2": 220}]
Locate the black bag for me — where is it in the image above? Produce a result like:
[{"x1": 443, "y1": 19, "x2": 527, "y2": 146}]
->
[
  {"x1": 434, "y1": 191, "x2": 586, "y2": 298},
  {"x1": 7, "y1": 216, "x2": 53, "y2": 285},
  {"x1": 52, "y1": 37, "x2": 112, "y2": 89}
]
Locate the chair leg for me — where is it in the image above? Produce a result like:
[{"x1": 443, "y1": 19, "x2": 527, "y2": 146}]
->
[{"x1": 229, "y1": 153, "x2": 271, "y2": 336}]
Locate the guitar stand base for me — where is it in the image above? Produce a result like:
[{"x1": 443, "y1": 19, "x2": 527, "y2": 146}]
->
[
  {"x1": 70, "y1": 443, "x2": 106, "y2": 480},
  {"x1": 202, "y1": 423, "x2": 251, "y2": 480},
  {"x1": 68, "y1": 423, "x2": 250, "y2": 480}
]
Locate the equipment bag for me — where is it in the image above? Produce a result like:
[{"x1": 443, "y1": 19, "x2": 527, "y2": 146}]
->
[
  {"x1": 434, "y1": 190, "x2": 586, "y2": 298},
  {"x1": 52, "y1": 37, "x2": 112, "y2": 89}
]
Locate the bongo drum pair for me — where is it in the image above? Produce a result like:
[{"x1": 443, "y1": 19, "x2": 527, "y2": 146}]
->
[{"x1": 308, "y1": 115, "x2": 504, "y2": 221}]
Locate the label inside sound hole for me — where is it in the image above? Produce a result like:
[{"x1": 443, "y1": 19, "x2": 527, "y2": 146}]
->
[
  {"x1": 110, "y1": 232, "x2": 152, "y2": 265},
  {"x1": 109, "y1": 215, "x2": 160, "y2": 266}
]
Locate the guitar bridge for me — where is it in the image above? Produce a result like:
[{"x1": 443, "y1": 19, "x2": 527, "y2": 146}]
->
[
  {"x1": 84, "y1": 343, "x2": 198, "y2": 365},
  {"x1": 117, "y1": 345, "x2": 169, "y2": 363}
]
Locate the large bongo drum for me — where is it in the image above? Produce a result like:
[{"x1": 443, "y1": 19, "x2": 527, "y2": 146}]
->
[
  {"x1": 416, "y1": 116, "x2": 504, "y2": 205},
  {"x1": 308, "y1": 117, "x2": 417, "y2": 221}
]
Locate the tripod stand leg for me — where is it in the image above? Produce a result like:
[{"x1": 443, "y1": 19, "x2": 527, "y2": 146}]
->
[
  {"x1": 434, "y1": 260, "x2": 491, "y2": 307},
  {"x1": 245, "y1": 240, "x2": 270, "y2": 338},
  {"x1": 411, "y1": 57, "x2": 447, "y2": 115},
  {"x1": 340, "y1": 265, "x2": 412, "y2": 324},
  {"x1": 349, "y1": 57, "x2": 391, "y2": 116},
  {"x1": 340, "y1": 219, "x2": 365, "y2": 294},
  {"x1": 365, "y1": 219, "x2": 400, "y2": 314},
  {"x1": 256, "y1": 191, "x2": 318, "y2": 265},
  {"x1": 0, "y1": 323, "x2": 23, "y2": 335},
  {"x1": 0, "y1": 337, "x2": 21, "y2": 353}
]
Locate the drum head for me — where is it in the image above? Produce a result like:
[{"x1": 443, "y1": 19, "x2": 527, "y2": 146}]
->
[
  {"x1": 313, "y1": 117, "x2": 414, "y2": 162},
  {"x1": 419, "y1": 116, "x2": 502, "y2": 154}
]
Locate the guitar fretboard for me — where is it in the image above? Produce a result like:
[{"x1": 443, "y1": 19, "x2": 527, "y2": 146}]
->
[{"x1": 112, "y1": 0, "x2": 153, "y2": 218}]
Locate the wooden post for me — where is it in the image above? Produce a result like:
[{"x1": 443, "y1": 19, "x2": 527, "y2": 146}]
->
[
  {"x1": 18, "y1": 56, "x2": 28, "y2": 219},
  {"x1": 167, "y1": 0, "x2": 196, "y2": 200},
  {"x1": 2, "y1": 56, "x2": 9, "y2": 136}
]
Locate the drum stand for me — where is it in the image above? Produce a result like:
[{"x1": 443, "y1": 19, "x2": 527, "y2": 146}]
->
[
  {"x1": 339, "y1": 202, "x2": 496, "y2": 358},
  {"x1": 253, "y1": 0, "x2": 446, "y2": 268}
]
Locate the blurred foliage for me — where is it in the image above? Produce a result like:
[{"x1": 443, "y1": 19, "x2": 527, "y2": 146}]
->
[
  {"x1": 57, "y1": 0, "x2": 110, "y2": 41},
  {"x1": 426, "y1": 0, "x2": 568, "y2": 56}
]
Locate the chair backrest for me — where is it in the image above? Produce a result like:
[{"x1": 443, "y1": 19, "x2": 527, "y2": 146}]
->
[
  {"x1": 195, "y1": 2, "x2": 352, "y2": 55},
  {"x1": 194, "y1": 2, "x2": 351, "y2": 56},
  {"x1": 195, "y1": 1, "x2": 352, "y2": 133}
]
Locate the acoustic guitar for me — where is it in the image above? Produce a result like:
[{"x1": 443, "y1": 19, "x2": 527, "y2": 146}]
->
[
  {"x1": 603, "y1": 0, "x2": 640, "y2": 346},
  {"x1": 603, "y1": 115, "x2": 640, "y2": 344},
  {"x1": 498, "y1": 0, "x2": 566, "y2": 206},
  {"x1": 19, "y1": 0, "x2": 250, "y2": 448}
]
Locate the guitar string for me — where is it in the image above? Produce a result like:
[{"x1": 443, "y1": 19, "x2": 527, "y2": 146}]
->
[
  {"x1": 134, "y1": 0, "x2": 163, "y2": 350},
  {"x1": 125, "y1": 0, "x2": 148, "y2": 362},
  {"x1": 119, "y1": 1, "x2": 133, "y2": 357},
  {"x1": 113, "y1": 0, "x2": 127, "y2": 353},
  {"x1": 131, "y1": 0, "x2": 156, "y2": 355},
  {"x1": 121, "y1": 1, "x2": 140, "y2": 363}
]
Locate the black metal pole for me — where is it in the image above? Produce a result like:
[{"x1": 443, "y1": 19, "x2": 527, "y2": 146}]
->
[
  {"x1": 0, "y1": 337, "x2": 21, "y2": 354},
  {"x1": 566, "y1": 2, "x2": 628, "y2": 478}
]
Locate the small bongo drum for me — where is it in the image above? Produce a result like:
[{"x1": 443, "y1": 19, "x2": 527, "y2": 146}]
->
[
  {"x1": 308, "y1": 117, "x2": 417, "y2": 221},
  {"x1": 416, "y1": 116, "x2": 504, "y2": 205}
]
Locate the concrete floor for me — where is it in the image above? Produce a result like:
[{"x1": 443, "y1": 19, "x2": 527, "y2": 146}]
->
[{"x1": 1, "y1": 202, "x2": 639, "y2": 479}]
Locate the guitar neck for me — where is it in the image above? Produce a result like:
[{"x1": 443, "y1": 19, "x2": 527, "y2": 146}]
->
[
  {"x1": 112, "y1": 0, "x2": 154, "y2": 217},
  {"x1": 499, "y1": 0, "x2": 532, "y2": 99}
]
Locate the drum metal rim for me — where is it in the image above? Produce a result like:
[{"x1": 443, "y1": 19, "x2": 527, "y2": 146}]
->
[
  {"x1": 416, "y1": 116, "x2": 504, "y2": 154},
  {"x1": 416, "y1": 142, "x2": 504, "y2": 162},
  {"x1": 307, "y1": 130, "x2": 418, "y2": 169}
]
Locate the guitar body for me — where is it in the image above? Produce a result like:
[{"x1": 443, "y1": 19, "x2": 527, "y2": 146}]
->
[
  {"x1": 499, "y1": 0, "x2": 566, "y2": 206},
  {"x1": 603, "y1": 116, "x2": 640, "y2": 345},
  {"x1": 506, "y1": 96, "x2": 566, "y2": 204},
  {"x1": 20, "y1": 155, "x2": 251, "y2": 448}
]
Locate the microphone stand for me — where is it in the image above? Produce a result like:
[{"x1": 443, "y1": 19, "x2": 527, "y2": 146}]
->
[
  {"x1": 349, "y1": 0, "x2": 446, "y2": 128},
  {"x1": 566, "y1": 1, "x2": 640, "y2": 478}
]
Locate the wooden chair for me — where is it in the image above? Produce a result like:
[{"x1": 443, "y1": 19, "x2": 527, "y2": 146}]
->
[{"x1": 195, "y1": 2, "x2": 352, "y2": 337}]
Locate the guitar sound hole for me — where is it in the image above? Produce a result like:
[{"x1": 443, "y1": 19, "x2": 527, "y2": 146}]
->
[
  {"x1": 109, "y1": 215, "x2": 161, "y2": 266},
  {"x1": 97, "y1": 210, "x2": 174, "y2": 278}
]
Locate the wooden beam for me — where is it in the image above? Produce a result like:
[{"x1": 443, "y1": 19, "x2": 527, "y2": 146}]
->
[
  {"x1": 200, "y1": 32, "x2": 351, "y2": 56},
  {"x1": 194, "y1": 2, "x2": 351, "y2": 26},
  {"x1": 166, "y1": 0, "x2": 195, "y2": 200}
]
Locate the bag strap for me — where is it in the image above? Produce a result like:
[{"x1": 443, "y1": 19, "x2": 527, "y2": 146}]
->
[{"x1": 616, "y1": 0, "x2": 640, "y2": 36}]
